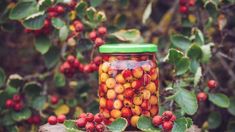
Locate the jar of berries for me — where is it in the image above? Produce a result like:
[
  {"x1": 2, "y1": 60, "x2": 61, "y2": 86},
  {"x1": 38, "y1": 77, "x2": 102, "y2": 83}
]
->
[{"x1": 98, "y1": 44, "x2": 159, "y2": 128}]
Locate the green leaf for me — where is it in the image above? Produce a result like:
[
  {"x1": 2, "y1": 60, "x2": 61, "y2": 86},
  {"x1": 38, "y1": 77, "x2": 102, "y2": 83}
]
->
[
  {"x1": 37, "y1": 0, "x2": 52, "y2": 11},
  {"x1": 51, "y1": 17, "x2": 65, "y2": 29},
  {"x1": 0, "y1": 67, "x2": 5, "y2": 87},
  {"x1": 90, "y1": 0, "x2": 104, "y2": 7},
  {"x1": 228, "y1": 97, "x2": 235, "y2": 116},
  {"x1": 95, "y1": 11, "x2": 106, "y2": 23},
  {"x1": 142, "y1": 1, "x2": 152, "y2": 24},
  {"x1": 23, "y1": 82, "x2": 42, "y2": 97},
  {"x1": 170, "y1": 34, "x2": 191, "y2": 51},
  {"x1": 32, "y1": 96, "x2": 46, "y2": 110},
  {"x1": 201, "y1": 43, "x2": 214, "y2": 63},
  {"x1": 194, "y1": 67, "x2": 202, "y2": 87},
  {"x1": 209, "y1": 93, "x2": 230, "y2": 108},
  {"x1": 35, "y1": 35, "x2": 51, "y2": 54},
  {"x1": 64, "y1": 120, "x2": 83, "y2": 132},
  {"x1": 172, "y1": 117, "x2": 193, "y2": 132},
  {"x1": 53, "y1": 72, "x2": 66, "y2": 87},
  {"x1": 174, "y1": 88, "x2": 198, "y2": 115},
  {"x1": 7, "y1": 74, "x2": 23, "y2": 88},
  {"x1": 187, "y1": 44, "x2": 203, "y2": 60},
  {"x1": 23, "y1": 12, "x2": 46, "y2": 30},
  {"x1": 59, "y1": 25, "x2": 69, "y2": 41},
  {"x1": 137, "y1": 116, "x2": 160, "y2": 132},
  {"x1": 176, "y1": 57, "x2": 190, "y2": 76},
  {"x1": 190, "y1": 59, "x2": 199, "y2": 73},
  {"x1": 1, "y1": 114, "x2": 15, "y2": 126},
  {"x1": 76, "y1": 1, "x2": 88, "y2": 18},
  {"x1": 9, "y1": 1, "x2": 38, "y2": 20},
  {"x1": 208, "y1": 111, "x2": 222, "y2": 129},
  {"x1": 107, "y1": 118, "x2": 128, "y2": 132},
  {"x1": 86, "y1": 7, "x2": 96, "y2": 21},
  {"x1": 193, "y1": 28, "x2": 204, "y2": 45},
  {"x1": 11, "y1": 108, "x2": 32, "y2": 121},
  {"x1": 111, "y1": 29, "x2": 143, "y2": 43},
  {"x1": 168, "y1": 48, "x2": 184, "y2": 65},
  {"x1": 204, "y1": 1, "x2": 218, "y2": 20},
  {"x1": 43, "y1": 46, "x2": 60, "y2": 69}
]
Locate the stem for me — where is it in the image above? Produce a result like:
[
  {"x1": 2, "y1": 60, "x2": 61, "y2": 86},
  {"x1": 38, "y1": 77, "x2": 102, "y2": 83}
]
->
[{"x1": 90, "y1": 45, "x2": 96, "y2": 62}]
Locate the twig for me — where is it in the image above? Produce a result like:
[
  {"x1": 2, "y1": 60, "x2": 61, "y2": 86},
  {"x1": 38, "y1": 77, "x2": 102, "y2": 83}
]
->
[
  {"x1": 217, "y1": 51, "x2": 235, "y2": 62},
  {"x1": 90, "y1": 45, "x2": 96, "y2": 62}
]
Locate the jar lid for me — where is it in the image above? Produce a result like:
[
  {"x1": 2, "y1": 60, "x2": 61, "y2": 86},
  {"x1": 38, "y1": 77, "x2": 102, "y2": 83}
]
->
[{"x1": 99, "y1": 44, "x2": 158, "y2": 53}]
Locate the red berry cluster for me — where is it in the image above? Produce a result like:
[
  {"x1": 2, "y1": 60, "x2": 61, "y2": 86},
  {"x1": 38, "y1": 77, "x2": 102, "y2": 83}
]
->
[
  {"x1": 5, "y1": 94, "x2": 24, "y2": 112},
  {"x1": 179, "y1": 0, "x2": 196, "y2": 14},
  {"x1": 48, "y1": 115, "x2": 66, "y2": 125},
  {"x1": 197, "y1": 80, "x2": 218, "y2": 102},
  {"x1": 88, "y1": 26, "x2": 107, "y2": 47},
  {"x1": 60, "y1": 55, "x2": 102, "y2": 77},
  {"x1": 76, "y1": 113, "x2": 105, "y2": 132},
  {"x1": 152, "y1": 111, "x2": 176, "y2": 131},
  {"x1": 27, "y1": 115, "x2": 41, "y2": 125},
  {"x1": 50, "y1": 95, "x2": 59, "y2": 105}
]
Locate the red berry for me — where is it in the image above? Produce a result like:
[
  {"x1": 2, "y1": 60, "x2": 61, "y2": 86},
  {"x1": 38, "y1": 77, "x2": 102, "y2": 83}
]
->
[
  {"x1": 48, "y1": 116, "x2": 57, "y2": 125},
  {"x1": 79, "y1": 113, "x2": 87, "y2": 119},
  {"x1": 76, "y1": 118, "x2": 87, "y2": 128},
  {"x1": 50, "y1": 95, "x2": 59, "y2": 105},
  {"x1": 44, "y1": 19, "x2": 51, "y2": 27},
  {"x1": 74, "y1": 21, "x2": 84, "y2": 32},
  {"x1": 170, "y1": 114, "x2": 176, "y2": 122},
  {"x1": 98, "y1": 26, "x2": 107, "y2": 35},
  {"x1": 189, "y1": 0, "x2": 196, "y2": 6},
  {"x1": 141, "y1": 100, "x2": 151, "y2": 111},
  {"x1": 56, "y1": 5, "x2": 65, "y2": 14},
  {"x1": 162, "y1": 111, "x2": 173, "y2": 121},
  {"x1": 179, "y1": 6, "x2": 188, "y2": 14},
  {"x1": 48, "y1": 12, "x2": 58, "y2": 18},
  {"x1": 85, "y1": 122, "x2": 95, "y2": 132},
  {"x1": 106, "y1": 100, "x2": 114, "y2": 110},
  {"x1": 94, "y1": 113, "x2": 103, "y2": 123},
  {"x1": 67, "y1": 55, "x2": 76, "y2": 64},
  {"x1": 90, "y1": 63, "x2": 97, "y2": 71},
  {"x1": 13, "y1": 94, "x2": 21, "y2": 103},
  {"x1": 93, "y1": 56, "x2": 102, "y2": 65},
  {"x1": 13, "y1": 102, "x2": 24, "y2": 111},
  {"x1": 124, "y1": 88, "x2": 134, "y2": 98},
  {"x1": 95, "y1": 37, "x2": 105, "y2": 47},
  {"x1": 121, "y1": 107, "x2": 132, "y2": 118},
  {"x1": 73, "y1": 59, "x2": 80, "y2": 70},
  {"x1": 5, "y1": 99, "x2": 14, "y2": 108},
  {"x1": 95, "y1": 124, "x2": 105, "y2": 132},
  {"x1": 86, "y1": 113, "x2": 94, "y2": 122},
  {"x1": 57, "y1": 115, "x2": 66, "y2": 123},
  {"x1": 122, "y1": 70, "x2": 132, "y2": 79},
  {"x1": 33, "y1": 115, "x2": 41, "y2": 124},
  {"x1": 83, "y1": 64, "x2": 92, "y2": 73},
  {"x1": 27, "y1": 116, "x2": 34, "y2": 124},
  {"x1": 162, "y1": 121, "x2": 173, "y2": 131},
  {"x1": 89, "y1": 31, "x2": 97, "y2": 41},
  {"x1": 152, "y1": 115, "x2": 163, "y2": 126},
  {"x1": 207, "y1": 80, "x2": 217, "y2": 89},
  {"x1": 197, "y1": 92, "x2": 207, "y2": 102},
  {"x1": 179, "y1": 0, "x2": 187, "y2": 5}
]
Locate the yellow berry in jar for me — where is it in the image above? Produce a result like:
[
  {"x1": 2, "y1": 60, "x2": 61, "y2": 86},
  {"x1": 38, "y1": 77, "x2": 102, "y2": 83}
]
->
[
  {"x1": 111, "y1": 109, "x2": 121, "y2": 118},
  {"x1": 123, "y1": 82, "x2": 131, "y2": 89},
  {"x1": 141, "y1": 90, "x2": 151, "y2": 100},
  {"x1": 115, "y1": 74, "x2": 126, "y2": 84},
  {"x1": 99, "y1": 97, "x2": 106, "y2": 108},
  {"x1": 123, "y1": 99, "x2": 132, "y2": 107},
  {"x1": 149, "y1": 95, "x2": 158, "y2": 105},
  {"x1": 132, "y1": 67, "x2": 144, "y2": 78},
  {"x1": 101, "y1": 62, "x2": 110, "y2": 73},
  {"x1": 113, "y1": 100, "x2": 123, "y2": 110},
  {"x1": 106, "y1": 78, "x2": 116, "y2": 88},
  {"x1": 133, "y1": 96, "x2": 143, "y2": 106},
  {"x1": 131, "y1": 105, "x2": 142, "y2": 116},
  {"x1": 150, "y1": 105, "x2": 158, "y2": 116},
  {"x1": 100, "y1": 73, "x2": 109, "y2": 83},
  {"x1": 130, "y1": 115, "x2": 140, "y2": 127},
  {"x1": 146, "y1": 82, "x2": 156, "y2": 93},
  {"x1": 107, "y1": 89, "x2": 116, "y2": 99},
  {"x1": 150, "y1": 69, "x2": 158, "y2": 81},
  {"x1": 141, "y1": 63, "x2": 151, "y2": 72},
  {"x1": 117, "y1": 94, "x2": 124, "y2": 101},
  {"x1": 114, "y1": 84, "x2": 124, "y2": 94},
  {"x1": 102, "y1": 109, "x2": 110, "y2": 118}
]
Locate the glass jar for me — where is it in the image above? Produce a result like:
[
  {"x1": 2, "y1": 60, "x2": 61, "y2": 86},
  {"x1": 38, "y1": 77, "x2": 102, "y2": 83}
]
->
[{"x1": 98, "y1": 44, "x2": 159, "y2": 128}]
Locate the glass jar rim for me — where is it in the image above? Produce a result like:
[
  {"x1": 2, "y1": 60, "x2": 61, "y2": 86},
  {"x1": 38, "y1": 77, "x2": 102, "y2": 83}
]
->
[{"x1": 99, "y1": 43, "x2": 158, "y2": 53}]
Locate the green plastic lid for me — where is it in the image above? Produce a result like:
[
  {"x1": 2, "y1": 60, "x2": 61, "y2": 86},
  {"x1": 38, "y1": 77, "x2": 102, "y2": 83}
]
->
[{"x1": 99, "y1": 44, "x2": 157, "y2": 53}]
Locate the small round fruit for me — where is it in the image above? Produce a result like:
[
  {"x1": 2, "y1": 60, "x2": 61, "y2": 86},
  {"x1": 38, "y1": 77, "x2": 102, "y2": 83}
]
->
[
  {"x1": 57, "y1": 115, "x2": 66, "y2": 123},
  {"x1": 107, "y1": 89, "x2": 116, "y2": 99},
  {"x1": 132, "y1": 67, "x2": 143, "y2": 78},
  {"x1": 123, "y1": 99, "x2": 132, "y2": 107},
  {"x1": 85, "y1": 122, "x2": 95, "y2": 132},
  {"x1": 150, "y1": 105, "x2": 158, "y2": 116},
  {"x1": 179, "y1": 6, "x2": 188, "y2": 14},
  {"x1": 94, "y1": 113, "x2": 103, "y2": 123},
  {"x1": 99, "y1": 97, "x2": 106, "y2": 108},
  {"x1": 133, "y1": 96, "x2": 143, "y2": 105},
  {"x1": 141, "y1": 63, "x2": 151, "y2": 72},
  {"x1": 106, "y1": 99, "x2": 114, "y2": 110},
  {"x1": 122, "y1": 70, "x2": 133, "y2": 81},
  {"x1": 89, "y1": 31, "x2": 97, "y2": 41},
  {"x1": 141, "y1": 100, "x2": 151, "y2": 111},
  {"x1": 115, "y1": 74, "x2": 126, "y2": 84},
  {"x1": 207, "y1": 80, "x2": 217, "y2": 89},
  {"x1": 13, "y1": 102, "x2": 23, "y2": 111},
  {"x1": 32, "y1": 115, "x2": 41, "y2": 124},
  {"x1": 141, "y1": 90, "x2": 151, "y2": 100},
  {"x1": 162, "y1": 121, "x2": 173, "y2": 131},
  {"x1": 50, "y1": 95, "x2": 59, "y2": 105},
  {"x1": 111, "y1": 109, "x2": 121, "y2": 118},
  {"x1": 146, "y1": 82, "x2": 157, "y2": 93},
  {"x1": 56, "y1": 5, "x2": 65, "y2": 14},
  {"x1": 98, "y1": 26, "x2": 107, "y2": 35},
  {"x1": 131, "y1": 80, "x2": 142, "y2": 90},
  {"x1": 162, "y1": 111, "x2": 173, "y2": 121},
  {"x1": 152, "y1": 115, "x2": 162, "y2": 126},
  {"x1": 130, "y1": 115, "x2": 140, "y2": 127},
  {"x1": 124, "y1": 88, "x2": 134, "y2": 98},
  {"x1": 121, "y1": 107, "x2": 132, "y2": 118},
  {"x1": 113, "y1": 100, "x2": 123, "y2": 110},
  {"x1": 48, "y1": 116, "x2": 57, "y2": 125},
  {"x1": 5, "y1": 99, "x2": 14, "y2": 108},
  {"x1": 76, "y1": 118, "x2": 87, "y2": 128},
  {"x1": 114, "y1": 84, "x2": 124, "y2": 94},
  {"x1": 149, "y1": 95, "x2": 158, "y2": 105},
  {"x1": 170, "y1": 115, "x2": 176, "y2": 122},
  {"x1": 123, "y1": 83, "x2": 131, "y2": 89},
  {"x1": 106, "y1": 78, "x2": 116, "y2": 89},
  {"x1": 13, "y1": 94, "x2": 21, "y2": 103},
  {"x1": 95, "y1": 37, "x2": 105, "y2": 47},
  {"x1": 102, "y1": 109, "x2": 110, "y2": 118},
  {"x1": 131, "y1": 105, "x2": 142, "y2": 115},
  {"x1": 95, "y1": 124, "x2": 105, "y2": 132},
  {"x1": 100, "y1": 73, "x2": 109, "y2": 83},
  {"x1": 197, "y1": 92, "x2": 207, "y2": 102},
  {"x1": 86, "y1": 113, "x2": 94, "y2": 122},
  {"x1": 79, "y1": 113, "x2": 87, "y2": 119}
]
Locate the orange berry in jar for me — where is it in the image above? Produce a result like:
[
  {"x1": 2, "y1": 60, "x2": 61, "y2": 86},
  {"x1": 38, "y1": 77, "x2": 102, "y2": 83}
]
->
[
  {"x1": 132, "y1": 67, "x2": 144, "y2": 78},
  {"x1": 111, "y1": 109, "x2": 122, "y2": 118},
  {"x1": 149, "y1": 95, "x2": 158, "y2": 105},
  {"x1": 117, "y1": 94, "x2": 124, "y2": 101},
  {"x1": 107, "y1": 89, "x2": 116, "y2": 99},
  {"x1": 150, "y1": 68, "x2": 158, "y2": 81},
  {"x1": 99, "y1": 97, "x2": 106, "y2": 108},
  {"x1": 131, "y1": 105, "x2": 142, "y2": 116},
  {"x1": 102, "y1": 109, "x2": 110, "y2": 118},
  {"x1": 123, "y1": 99, "x2": 132, "y2": 107},
  {"x1": 100, "y1": 73, "x2": 109, "y2": 83},
  {"x1": 141, "y1": 90, "x2": 151, "y2": 100},
  {"x1": 121, "y1": 107, "x2": 132, "y2": 118},
  {"x1": 115, "y1": 74, "x2": 126, "y2": 84},
  {"x1": 150, "y1": 105, "x2": 158, "y2": 116},
  {"x1": 130, "y1": 115, "x2": 140, "y2": 127},
  {"x1": 114, "y1": 84, "x2": 124, "y2": 94},
  {"x1": 106, "y1": 78, "x2": 116, "y2": 89},
  {"x1": 99, "y1": 83, "x2": 107, "y2": 93},
  {"x1": 113, "y1": 100, "x2": 123, "y2": 110},
  {"x1": 146, "y1": 82, "x2": 157, "y2": 93},
  {"x1": 101, "y1": 62, "x2": 110, "y2": 73},
  {"x1": 141, "y1": 63, "x2": 151, "y2": 72},
  {"x1": 124, "y1": 88, "x2": 134, "y2": 98},
  {"x1": 133, "y1": 96, "x2": 143, "y2": 106}
]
